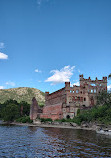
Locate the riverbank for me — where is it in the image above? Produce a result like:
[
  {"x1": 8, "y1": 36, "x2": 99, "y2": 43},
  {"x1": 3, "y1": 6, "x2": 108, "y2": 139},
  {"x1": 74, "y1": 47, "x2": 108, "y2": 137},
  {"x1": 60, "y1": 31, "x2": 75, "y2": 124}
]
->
[
  {"x1": 1, "y1": 119, "x2": 111, "y2": 132},
  {"x1": 1, "y1": 120, "x2": 111, "y2": 132}
]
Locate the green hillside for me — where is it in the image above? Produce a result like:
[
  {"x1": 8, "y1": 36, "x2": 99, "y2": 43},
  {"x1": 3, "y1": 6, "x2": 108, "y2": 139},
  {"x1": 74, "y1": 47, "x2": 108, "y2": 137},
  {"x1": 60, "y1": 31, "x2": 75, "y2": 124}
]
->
[{"x1": 0, "y1": 87, "x2": 45, "y2": 106}]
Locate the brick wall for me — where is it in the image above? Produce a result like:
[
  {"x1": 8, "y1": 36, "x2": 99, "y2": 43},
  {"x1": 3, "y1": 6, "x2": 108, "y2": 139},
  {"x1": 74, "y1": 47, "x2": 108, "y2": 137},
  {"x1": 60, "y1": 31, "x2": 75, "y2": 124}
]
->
[{"x1": 40, "y1": 103, "x2": 63, "y2": 120}]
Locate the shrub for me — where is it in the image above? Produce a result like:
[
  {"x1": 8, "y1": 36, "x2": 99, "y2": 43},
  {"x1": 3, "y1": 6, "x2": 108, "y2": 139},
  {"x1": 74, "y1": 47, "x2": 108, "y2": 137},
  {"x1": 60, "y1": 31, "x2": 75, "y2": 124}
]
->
[
  {"x1": 40, "y1": 118, "x2": 52, "y2": 122},
  {"x1": 77, "y1": 109, "x2": 80, "y2": 115},
  {"x1": 16, "y1": 116, "x2": 33, "y2": 123}
]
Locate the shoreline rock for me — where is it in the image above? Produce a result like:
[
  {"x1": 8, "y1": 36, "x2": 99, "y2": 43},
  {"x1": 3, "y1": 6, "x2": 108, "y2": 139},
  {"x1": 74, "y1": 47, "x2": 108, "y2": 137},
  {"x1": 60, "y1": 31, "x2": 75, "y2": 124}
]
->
[{"x1": 1, "y1": 120, "x2": 111, "y2": 132}]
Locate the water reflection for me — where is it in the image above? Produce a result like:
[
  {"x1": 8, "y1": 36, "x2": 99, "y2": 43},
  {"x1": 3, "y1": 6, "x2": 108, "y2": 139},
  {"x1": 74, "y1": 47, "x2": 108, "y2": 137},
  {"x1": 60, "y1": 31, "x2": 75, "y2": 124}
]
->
[
  {"x1": 42, "y1": 127, "x2": 111, "y2": 157},
  {"x1": 0, "y1": 125, "x2": 111, "y2": 157},
  {"x1": 28, "y1": 126, "x2": 38, "y2": 132}
]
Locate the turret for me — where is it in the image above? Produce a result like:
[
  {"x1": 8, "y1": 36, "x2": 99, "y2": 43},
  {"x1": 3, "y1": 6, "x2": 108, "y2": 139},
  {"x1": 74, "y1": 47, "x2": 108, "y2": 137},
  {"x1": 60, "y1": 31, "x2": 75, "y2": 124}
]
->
[
  {"x1": 65, "y1": 82, "x2": 70, "y2": 88},
  {"x1": 79, "y1": 74, "x2": 83, "y2": 79},
  {"x1": 103, "y1": 76, "x2": 107, "y2": 82},
  {"x1": 79, "y1": 74, "x2": 84, "y2": 86}
]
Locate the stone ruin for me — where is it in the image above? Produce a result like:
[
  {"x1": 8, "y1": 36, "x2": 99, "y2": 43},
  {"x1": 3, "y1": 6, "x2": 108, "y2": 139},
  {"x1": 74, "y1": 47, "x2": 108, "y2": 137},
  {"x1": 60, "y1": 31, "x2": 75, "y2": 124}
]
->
[
  {"x1": 30, "y1": 97, "x2": 42, "y2": 120},
  {"x1": 40, "y1": 74, "x2": 107, "y2": 120},
  {"x1": 30, "y1": 75, "x2": 107, "y2": 121}
]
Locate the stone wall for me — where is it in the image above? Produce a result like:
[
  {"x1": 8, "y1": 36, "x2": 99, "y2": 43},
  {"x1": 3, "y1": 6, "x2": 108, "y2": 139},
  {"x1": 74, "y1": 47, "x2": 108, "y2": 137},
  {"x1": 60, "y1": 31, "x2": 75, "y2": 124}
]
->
[{"x1": 40, "y1": 75, "x2": 107, "y2": 120}]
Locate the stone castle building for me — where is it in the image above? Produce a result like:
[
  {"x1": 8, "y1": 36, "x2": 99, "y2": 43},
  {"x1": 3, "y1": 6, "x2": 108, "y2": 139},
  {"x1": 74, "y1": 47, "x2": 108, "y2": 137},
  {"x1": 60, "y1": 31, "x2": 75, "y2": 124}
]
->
[{"x1": 40, "y1": 75, "x2": 107, "y2": 120}]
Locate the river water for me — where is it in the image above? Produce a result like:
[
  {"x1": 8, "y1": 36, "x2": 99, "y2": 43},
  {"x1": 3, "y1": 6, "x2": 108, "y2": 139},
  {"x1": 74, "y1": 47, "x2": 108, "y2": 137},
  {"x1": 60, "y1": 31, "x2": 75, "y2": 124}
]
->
[{"x1": 0, "y1": 124, "x2": 111, "y2": 157}]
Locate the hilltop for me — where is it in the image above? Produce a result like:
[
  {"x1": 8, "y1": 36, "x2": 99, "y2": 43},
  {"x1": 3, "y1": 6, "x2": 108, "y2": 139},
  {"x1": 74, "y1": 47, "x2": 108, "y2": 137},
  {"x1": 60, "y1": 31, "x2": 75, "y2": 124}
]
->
[{"x1": 0, "y1": 87, "x2": 45, "y2": 106}]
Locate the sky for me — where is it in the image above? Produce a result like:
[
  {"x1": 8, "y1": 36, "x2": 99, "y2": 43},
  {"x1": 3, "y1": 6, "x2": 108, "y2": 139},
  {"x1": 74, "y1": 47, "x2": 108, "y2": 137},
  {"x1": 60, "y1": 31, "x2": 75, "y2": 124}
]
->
[{"x1": 0, "y1": 0, "x2": 111, "y2": 92}]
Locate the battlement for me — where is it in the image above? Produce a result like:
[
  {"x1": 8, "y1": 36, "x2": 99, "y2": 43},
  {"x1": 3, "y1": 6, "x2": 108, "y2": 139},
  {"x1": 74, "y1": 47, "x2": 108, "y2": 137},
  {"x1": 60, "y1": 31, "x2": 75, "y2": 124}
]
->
[{"x1": 79, "y1": 74, "x2": 107, "y2": 82}]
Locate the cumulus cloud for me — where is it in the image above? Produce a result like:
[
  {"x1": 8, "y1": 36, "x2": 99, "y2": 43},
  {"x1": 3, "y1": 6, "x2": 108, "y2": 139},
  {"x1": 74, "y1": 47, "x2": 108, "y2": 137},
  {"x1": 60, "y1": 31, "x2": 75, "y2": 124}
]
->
[
  {"x1": 5, "y1": 81, "x2": 15, "y2": 87},
  {"x1": 45, "y1": 65, "x2": 75, "y2": 85},
  {"x1": 35, "y1": 69, "x2": 42, "y2": 73},
  {"x1": 0, "y1": 52, "x2": 8, "y2": 59},
  {"x1": 0, "y1": 86, "x2": 4, "y2": 89},
  {"x1": 107, "y1": 85, "x2": 111, "y2": 91},
  {"x1": 70, "y1": 81, "x2": 80, "y2": 87},
  {"x1": 73, "y1": 82, "x2": 80, "y2": 86},
  {"x1": 0, "y1": 42, "x2": 4, "y2": 49}
]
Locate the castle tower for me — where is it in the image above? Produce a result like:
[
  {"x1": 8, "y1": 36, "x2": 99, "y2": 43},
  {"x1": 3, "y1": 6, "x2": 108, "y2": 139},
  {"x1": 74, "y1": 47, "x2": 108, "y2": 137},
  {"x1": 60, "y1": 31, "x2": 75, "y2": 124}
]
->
[{"x1": 30, "y1": 97, "x2": 39, "y2": 120}]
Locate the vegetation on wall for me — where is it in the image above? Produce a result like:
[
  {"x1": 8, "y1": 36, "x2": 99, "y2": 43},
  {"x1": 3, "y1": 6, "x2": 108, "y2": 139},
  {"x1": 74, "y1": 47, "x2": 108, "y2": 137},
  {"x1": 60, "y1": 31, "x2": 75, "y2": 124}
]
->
[
  {"x1": 71, "y1": 91, "x2": 111, "y2": 125},
  {"x1": 48, "y1": 92, "x2": 111, "y2": 125}
]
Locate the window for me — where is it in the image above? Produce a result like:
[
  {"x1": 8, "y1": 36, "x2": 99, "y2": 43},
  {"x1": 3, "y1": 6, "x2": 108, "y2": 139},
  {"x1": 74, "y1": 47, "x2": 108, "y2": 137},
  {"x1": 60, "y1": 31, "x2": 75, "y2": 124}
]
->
[
  {"x1": 94, "y1": 89, "x2": 96, "y2": 93},
  {"x1": 76, "y1": 90, "x2": 79, "y2": 93},
  {"x1": 84, "y1": 98, "x2": 86, "y2": 101},
  {"x1": 73, "y1": 90, "x2": 74, "y2": 93},
  {"x1": 90, "y1": 83, "x2": 96, "y2": 86},
  {"x1": 91, "y1": 89, "x2": 93, "y2": 93},
  {"x1": 70, "y1": 90, "x2": 72, "y2": 93}
]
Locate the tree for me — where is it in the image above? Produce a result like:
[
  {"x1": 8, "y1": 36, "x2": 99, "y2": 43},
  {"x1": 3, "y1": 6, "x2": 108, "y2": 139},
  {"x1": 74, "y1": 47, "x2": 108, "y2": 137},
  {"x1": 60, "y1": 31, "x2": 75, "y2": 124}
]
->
[
  {"x1": 1, "y1": 104, "x2": 20, "y2": 122},
  {"x1": 20, "y1": 101, "x2": 30, "y2": 116},
  {"x1": 108, "y1": 73, "x2": 111, "y2": 79},
  {"x1": 97, "y1": 91, "x2": 111, "y2": 106}
]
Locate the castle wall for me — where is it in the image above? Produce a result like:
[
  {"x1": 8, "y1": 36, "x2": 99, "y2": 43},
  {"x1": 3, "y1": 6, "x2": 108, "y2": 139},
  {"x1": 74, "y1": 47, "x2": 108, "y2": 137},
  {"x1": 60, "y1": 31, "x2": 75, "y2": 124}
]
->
[
  {"x1": 40, "y1": 75, "x2": 107, "y2": 120},
  {"x1": 40, "y1": 103, "x2": 63, "y2": 120},
  {"x1": 45, "y1": 88, "x2": 66, "y2": 106}
]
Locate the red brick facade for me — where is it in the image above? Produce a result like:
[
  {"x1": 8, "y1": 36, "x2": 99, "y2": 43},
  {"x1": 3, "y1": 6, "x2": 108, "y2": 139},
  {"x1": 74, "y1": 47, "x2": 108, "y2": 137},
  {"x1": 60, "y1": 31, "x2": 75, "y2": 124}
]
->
[{"x1": 40, "y1": 103, "x2": 62, "y2": 120}]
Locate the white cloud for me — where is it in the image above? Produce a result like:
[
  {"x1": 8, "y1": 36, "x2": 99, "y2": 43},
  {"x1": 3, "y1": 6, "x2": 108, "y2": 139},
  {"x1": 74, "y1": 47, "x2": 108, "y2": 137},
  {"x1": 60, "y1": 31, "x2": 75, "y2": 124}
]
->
[
  {"x1": 45, "y1": 65, "x2": 75, "y2": 85},
  {"x1": 35, "y1": 69, "x2": 42, "y2": 73},
  {"x1": 107, "y1": 85, "x2": 111, "y2": 91},
  {"x1": 73, "y1": 82, "x2": 80, "y2": 86},
  {"x1": 0, "y1": 86, "x2": 4, "y2": 89},
  {"x1": 0, "y1": 42, "x2": 4, "y2": 48},
  {"x1": 78, "y1": 69, "x2": 80, "y2": 73},
  {"x1": 71, "y1": 81, "x2": 80, "y2": 87},
  {"x1": 0, "y1": 52, "x2": 8, "y2": 59},
  {"x1": 5, "y1": 81, "x2": 15, "y2": 87}
]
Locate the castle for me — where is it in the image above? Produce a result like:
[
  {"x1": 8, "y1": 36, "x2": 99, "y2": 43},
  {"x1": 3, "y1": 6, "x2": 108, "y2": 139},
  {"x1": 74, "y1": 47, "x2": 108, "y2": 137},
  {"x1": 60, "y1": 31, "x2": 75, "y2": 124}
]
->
[{"x1": 30, "y1": 75, "x2": 107, "y2": 121}]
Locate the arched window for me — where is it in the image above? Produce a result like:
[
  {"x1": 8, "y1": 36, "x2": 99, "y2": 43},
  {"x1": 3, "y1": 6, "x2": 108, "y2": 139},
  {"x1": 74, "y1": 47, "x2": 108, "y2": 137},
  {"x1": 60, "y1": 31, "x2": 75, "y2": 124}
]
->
[{"x1": 84, "y1": 98, "x2": 86, "y2": 101}]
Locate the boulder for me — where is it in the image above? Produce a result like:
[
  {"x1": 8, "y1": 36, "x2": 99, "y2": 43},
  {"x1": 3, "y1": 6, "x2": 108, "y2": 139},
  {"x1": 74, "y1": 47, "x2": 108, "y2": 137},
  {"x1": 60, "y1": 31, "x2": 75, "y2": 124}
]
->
[
  {"x1": 70, "y1": 122, "x2": 78, "y2": 127},
  {"x1": 33, "y1": 119, "x2": 41, "y2": 125}
]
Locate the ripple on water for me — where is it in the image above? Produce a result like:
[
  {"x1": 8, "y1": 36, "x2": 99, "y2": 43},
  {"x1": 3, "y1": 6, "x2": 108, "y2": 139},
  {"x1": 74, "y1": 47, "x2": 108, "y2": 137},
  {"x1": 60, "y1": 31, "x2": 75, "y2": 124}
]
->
[{"x1": 0, "y1": 125, "x2": 111, "y2": 157}]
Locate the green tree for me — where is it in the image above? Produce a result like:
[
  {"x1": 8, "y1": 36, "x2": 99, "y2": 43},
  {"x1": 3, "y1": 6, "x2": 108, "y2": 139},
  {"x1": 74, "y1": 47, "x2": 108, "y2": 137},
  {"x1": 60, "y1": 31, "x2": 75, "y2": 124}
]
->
[
  {"x1": 1, "y1": 104, "x2": 20, "y2": 122},
  {"x1": 97, "y1": 91, "x2": 111, "y2": 106},
  {"x1": 20, "y1": 101, "x2": 30, "y2": 116},
  {"x1": 3, "y1": 99, "x2": 18, "y2": 106},
  {"x1": 108, "y1": 73, "x2": 111, "y2": 79}
]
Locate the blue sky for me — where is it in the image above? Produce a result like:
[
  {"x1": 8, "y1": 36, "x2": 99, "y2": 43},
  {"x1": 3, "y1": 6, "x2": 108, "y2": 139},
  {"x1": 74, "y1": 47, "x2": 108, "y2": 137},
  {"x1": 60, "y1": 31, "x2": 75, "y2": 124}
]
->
[{"x1": 0, "y1": 0, "x2": 111, "y2": 92}]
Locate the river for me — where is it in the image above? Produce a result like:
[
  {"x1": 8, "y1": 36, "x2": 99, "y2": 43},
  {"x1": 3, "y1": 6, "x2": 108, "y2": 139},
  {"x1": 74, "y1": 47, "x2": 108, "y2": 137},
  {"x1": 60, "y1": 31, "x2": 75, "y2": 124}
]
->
[{"x1": 0, "y1": 123, "x2": 111, "y2": 157}]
